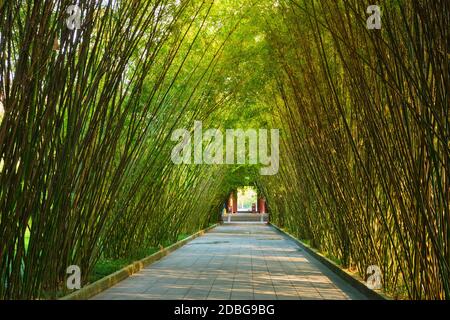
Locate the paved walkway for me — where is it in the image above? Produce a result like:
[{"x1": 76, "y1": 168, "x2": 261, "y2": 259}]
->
[{"x1": 92, "y1": 223, "x2": 366, "y2": 300}]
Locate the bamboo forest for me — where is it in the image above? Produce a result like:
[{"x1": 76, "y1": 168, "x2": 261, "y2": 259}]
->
[{"x1": 0, "y1": 0, "x2": 449, "y2": 302}]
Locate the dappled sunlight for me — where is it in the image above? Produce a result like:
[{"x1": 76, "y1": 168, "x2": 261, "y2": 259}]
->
[
  {"x1": 92, "y1": 224, "x2": 365, "y2": 300},
  {"x1": 1, "y1": 0, "x2": 445, "y2": 300}
]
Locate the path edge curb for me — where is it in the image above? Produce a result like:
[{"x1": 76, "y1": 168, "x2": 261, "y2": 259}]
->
[
  {"x1": 60, "y1": 223, "x2": 219, "y2": 300},
  {"x1": 270, "y1": 223, "x2": 388, "y2": 300}
]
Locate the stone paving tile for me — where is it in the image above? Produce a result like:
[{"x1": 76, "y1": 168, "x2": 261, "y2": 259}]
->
[{"x1": 92, "y1": 223, "x2": 367, "y2": 300}]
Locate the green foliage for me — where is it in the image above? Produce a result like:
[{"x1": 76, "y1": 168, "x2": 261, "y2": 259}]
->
[{"x1": 0, "y1": 0, "x2": 448, "y2": 300}]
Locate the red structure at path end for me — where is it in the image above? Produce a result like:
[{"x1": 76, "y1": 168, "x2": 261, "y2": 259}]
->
[{"x1": 227, "y1": 191, "x2": 266, "y2": 214}]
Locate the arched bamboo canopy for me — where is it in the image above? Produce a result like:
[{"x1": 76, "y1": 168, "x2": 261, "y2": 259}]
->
[{"x1": 0, "y1": 0, "x2": 448, "y2": 299}]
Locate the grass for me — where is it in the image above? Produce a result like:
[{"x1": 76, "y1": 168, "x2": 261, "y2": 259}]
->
[
  {"x1": 88, "y1": 232, "x2": 193, "y2": 284},
  {"x1": 176, "y1": 233, "x2": 190, "y2": 241},
  {"x1": 300, "y1": 239, "x2": 311, "y2": 247},
  {"x1": 44, "y1": 225, "x2": 216, "y2": 298},
  {"x1": 325, "y1": 254, "x2": 342, "y2": 266},
  {"x1": 34, "y1": 230, "x2": 200, "y2": 298}
]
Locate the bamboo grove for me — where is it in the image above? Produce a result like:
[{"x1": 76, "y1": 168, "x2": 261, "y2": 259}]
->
[
  {"x1": 260, "y1": 0, "x2": 449, "y2": 299},
  {"x1": 0, "y1": 0, "x2": 448, "y2": 299}
]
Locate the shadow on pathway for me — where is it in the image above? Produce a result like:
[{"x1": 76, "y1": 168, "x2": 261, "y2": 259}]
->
[{"x1": 92, "y1": 223, "x2": 367, "y2": 300}]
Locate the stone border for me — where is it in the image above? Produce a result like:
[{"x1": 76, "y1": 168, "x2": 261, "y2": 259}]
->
[
  {"x1": 270, "y1": 223, "x2": 388, "y2": 300},
  {"x1": 61, "y1": 223, "x2": 218, "y2": 300}
]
